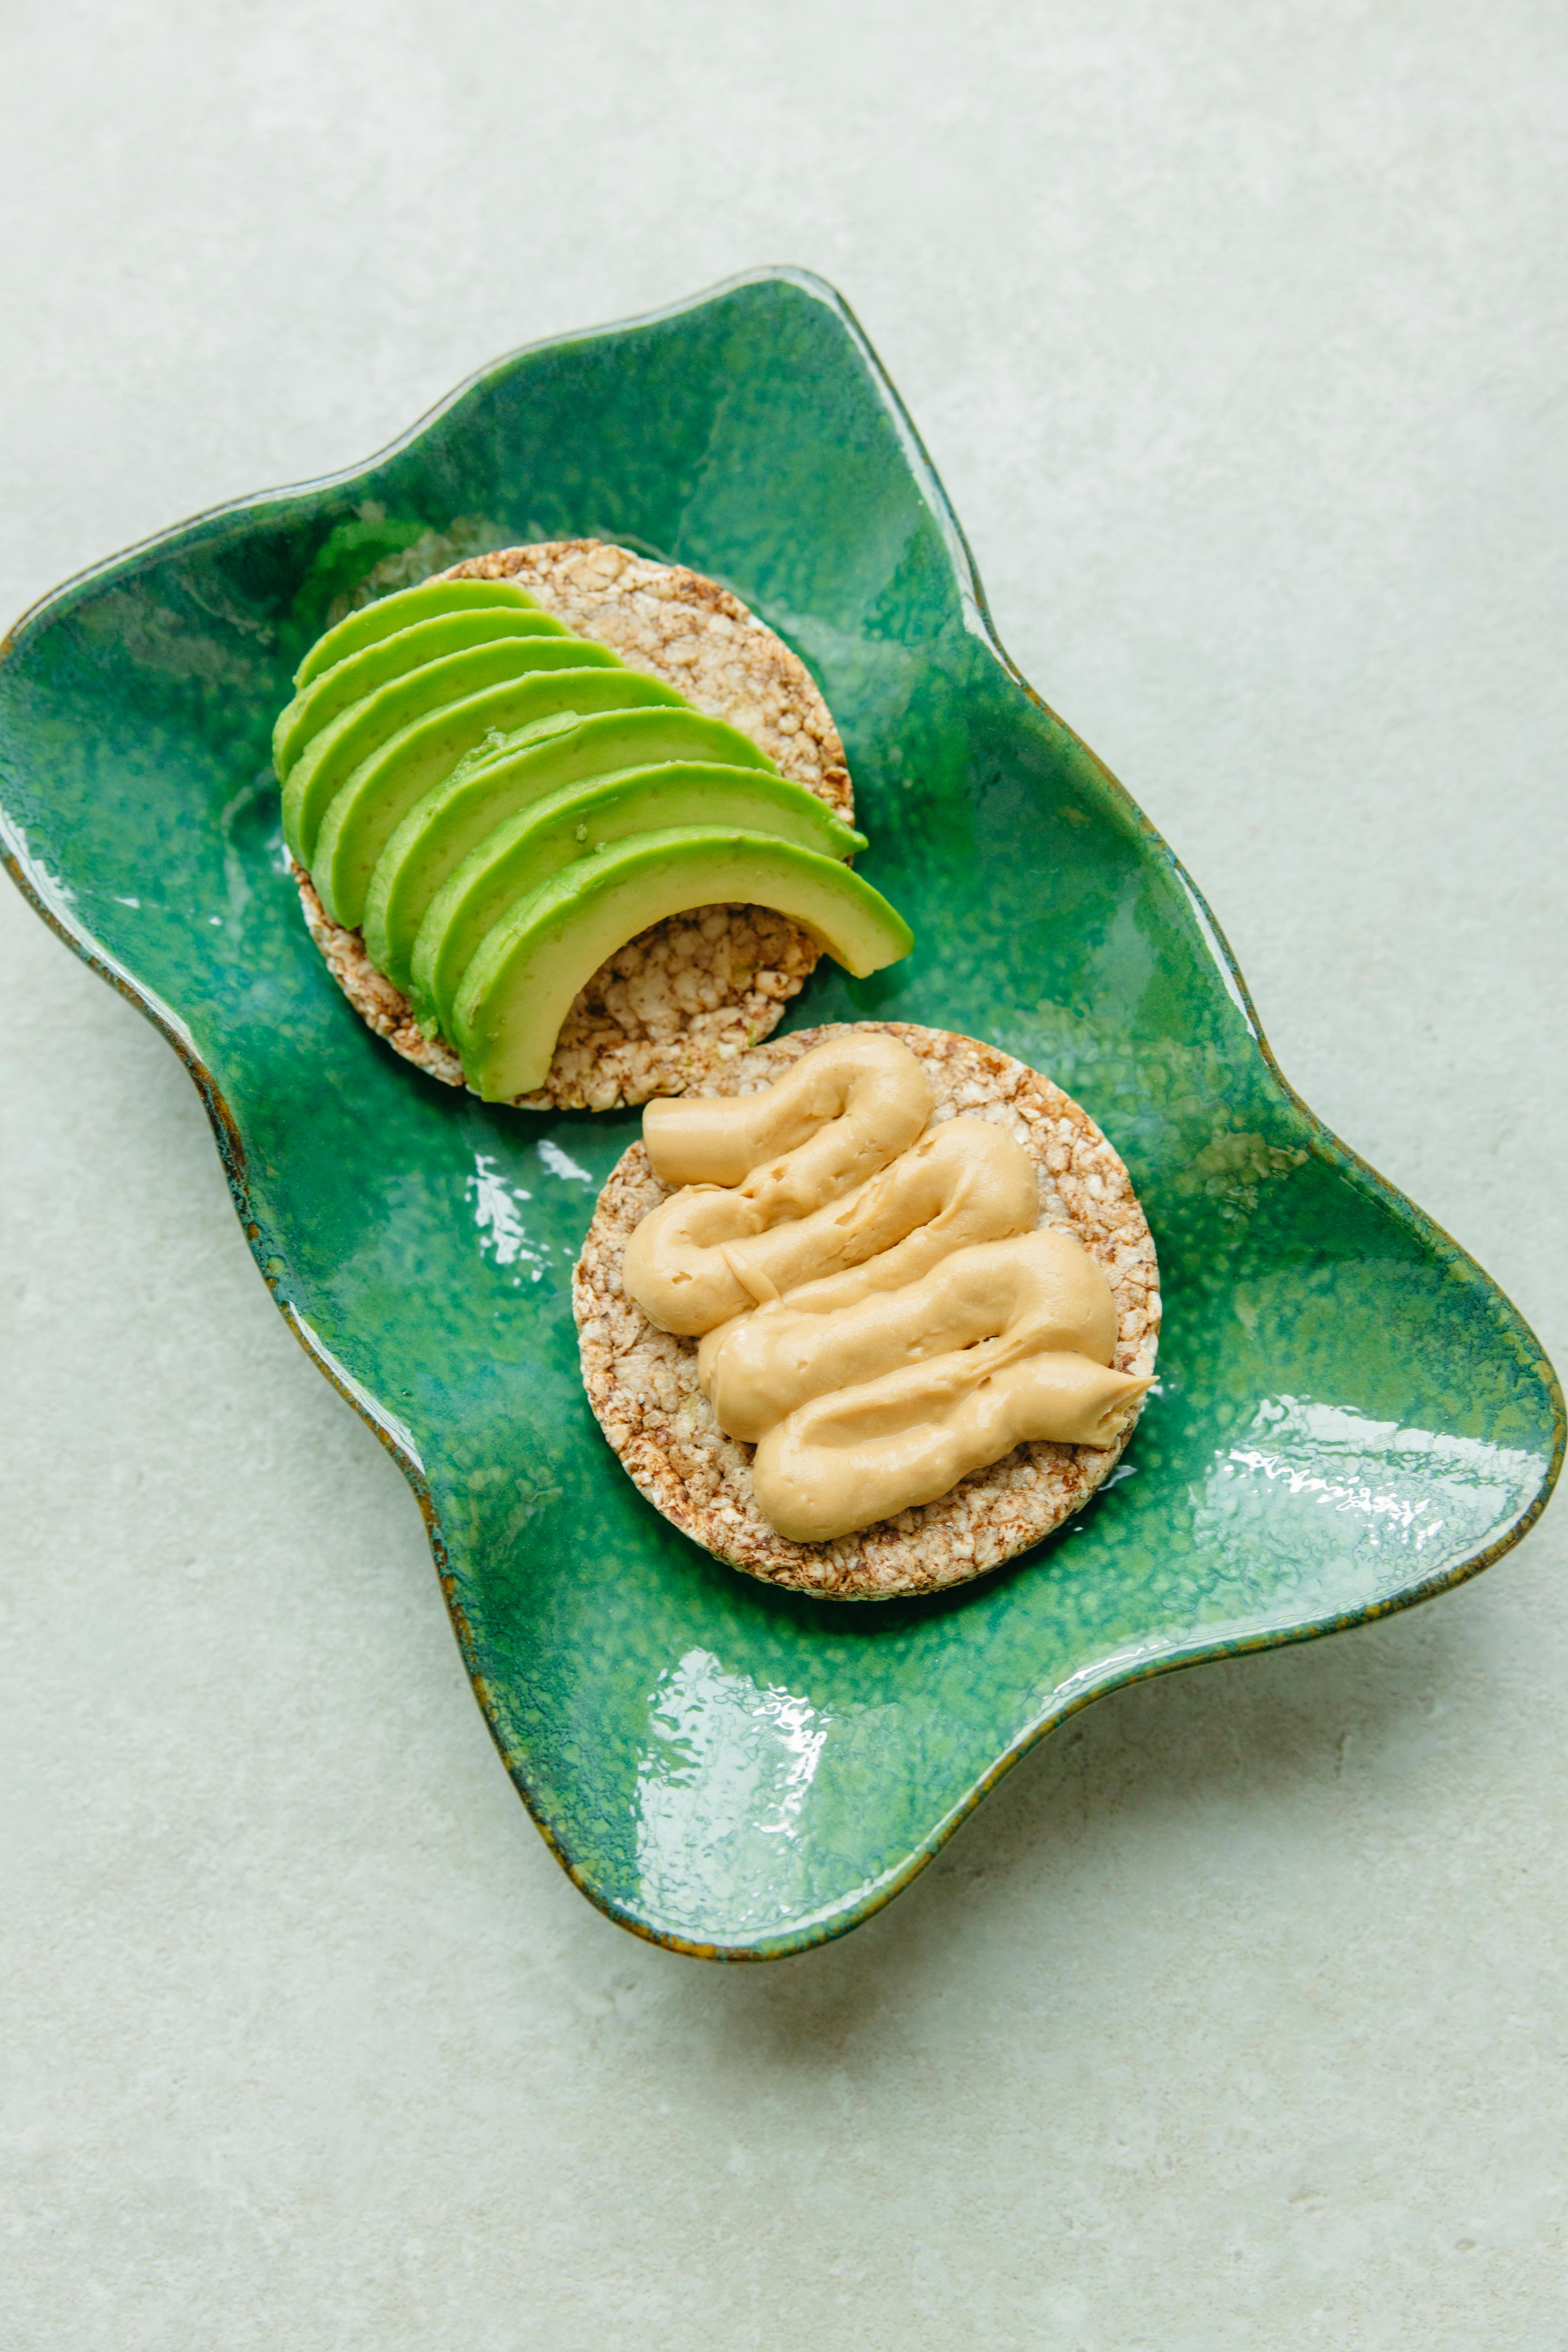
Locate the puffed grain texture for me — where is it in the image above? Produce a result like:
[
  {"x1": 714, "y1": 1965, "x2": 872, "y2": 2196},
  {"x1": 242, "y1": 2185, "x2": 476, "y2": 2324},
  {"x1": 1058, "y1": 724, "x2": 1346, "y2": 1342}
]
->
[{"x1": 572, "y1": 1022, "x2": 1161, "y2": 1601}]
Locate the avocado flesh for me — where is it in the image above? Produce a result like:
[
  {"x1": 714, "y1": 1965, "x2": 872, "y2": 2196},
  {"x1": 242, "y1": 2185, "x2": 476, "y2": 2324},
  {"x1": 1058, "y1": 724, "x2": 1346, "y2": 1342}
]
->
[
  {"x1": 273, "y1": 608, "x2": 570, "y2": 776},
  {"x1": 363, "y1": 706, "x2": 780, "y2": 988},
  {"x1": 294, "y1": 577, "x2": 543, "y2": 690},
  {"x1": 282, "y1": 636, "x2": 623, "y2": 868},
  {"x1": 452, "y1": 828, "x2": 914, "y2": 1102},
  {"x1": 309, "y1": 668, "x2": 685, "y2": 927},
  {"x1": 447, "y1": 708, "x2": 586, "y2": 774},
  {"x1": 409, "y1": 768, "x2": 869, "y2": 1031}
]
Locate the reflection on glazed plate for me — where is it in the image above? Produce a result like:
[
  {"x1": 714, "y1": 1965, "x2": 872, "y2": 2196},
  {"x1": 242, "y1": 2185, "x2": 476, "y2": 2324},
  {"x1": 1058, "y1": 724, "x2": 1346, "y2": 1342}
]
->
[{"x1": 0, "y1": 269, "x2": 1560, "y2": 1960}]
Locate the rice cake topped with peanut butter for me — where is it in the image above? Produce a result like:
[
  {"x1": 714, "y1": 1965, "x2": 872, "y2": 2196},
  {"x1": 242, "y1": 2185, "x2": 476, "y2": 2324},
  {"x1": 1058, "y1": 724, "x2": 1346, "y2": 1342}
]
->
[
  {"x1": 573, "y1": 1020, "x2": 1161, "y2": 1601},
  {"x1": 289, "y1": 540, "x2": 874, "y2": 1111}
]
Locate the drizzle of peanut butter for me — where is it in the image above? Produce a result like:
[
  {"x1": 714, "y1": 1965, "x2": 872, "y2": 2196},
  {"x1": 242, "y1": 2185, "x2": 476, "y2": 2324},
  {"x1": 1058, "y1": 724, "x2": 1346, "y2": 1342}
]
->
[{"x1": 623, "y1": 1034, "x2": 1150, "y2": 1542}]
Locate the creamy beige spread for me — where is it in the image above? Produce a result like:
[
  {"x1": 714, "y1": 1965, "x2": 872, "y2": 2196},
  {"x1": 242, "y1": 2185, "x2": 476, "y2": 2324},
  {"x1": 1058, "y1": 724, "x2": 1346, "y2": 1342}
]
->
[{"x1": 623, "y1": 1034, "x2": 1150, "y2": 1543}]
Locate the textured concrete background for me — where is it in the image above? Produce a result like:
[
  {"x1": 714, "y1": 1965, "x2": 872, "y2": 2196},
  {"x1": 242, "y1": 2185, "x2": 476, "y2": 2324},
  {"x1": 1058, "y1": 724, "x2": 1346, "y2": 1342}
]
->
[{"x1": 2, "y1": 3, "x2": 1564, "y2": 2345}]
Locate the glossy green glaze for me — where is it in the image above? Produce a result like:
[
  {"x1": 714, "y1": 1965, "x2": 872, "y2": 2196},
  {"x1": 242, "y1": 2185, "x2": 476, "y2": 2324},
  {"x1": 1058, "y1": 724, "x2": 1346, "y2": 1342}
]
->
[{"x1": 0, "y1": 270, "x2": 1560, "y2": 1960}]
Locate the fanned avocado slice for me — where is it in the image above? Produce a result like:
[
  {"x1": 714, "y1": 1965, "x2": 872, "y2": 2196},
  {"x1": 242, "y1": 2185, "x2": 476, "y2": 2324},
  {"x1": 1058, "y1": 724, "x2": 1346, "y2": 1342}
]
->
[
  {"x1": 409, "y1": 766, "x2": 868, "y2": 1032},
  {"x1": 273, "y1": 607, "x2": 570, "y2": 775},
  {"x1": 309, "y1": 669, "x2": 685, "y2": 927},
  {"x1": 282, "y1": 636, "x2": 622, "y2": 867},
  {"x1": 452, "y1": 828, "x2": 914, "y2": 1102},
  {"x1": 362, "y1": 706, "x2": 780, "y2": 988},
  {"x1": 293, "y1": 576, "x2": 544, "y2": 690}
]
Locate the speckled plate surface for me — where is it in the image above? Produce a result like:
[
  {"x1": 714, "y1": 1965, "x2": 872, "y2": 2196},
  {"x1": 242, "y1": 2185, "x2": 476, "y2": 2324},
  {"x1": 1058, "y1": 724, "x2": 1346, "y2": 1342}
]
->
[{"x1": 1, "y1": 269, "x2": 1560, "y2": 1960}]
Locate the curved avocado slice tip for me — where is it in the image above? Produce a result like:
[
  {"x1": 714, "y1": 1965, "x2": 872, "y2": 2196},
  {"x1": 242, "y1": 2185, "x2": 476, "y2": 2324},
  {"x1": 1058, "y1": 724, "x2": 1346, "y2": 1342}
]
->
[
  {"x1": 408, "y1": 766, "x2": 868, "y2": 1030},
  {"x1": 273, "y1": 607, "x2": 570, "y2": 776},
  {"x1": 363, "y1": 706, "x2": 780, "y2": 988},
  {"x1": 294, "y1": 576, "x2": 544, "y2": 690},
  {"x1": 309, "y1": 669, "x2": 686, "y2": 928},
  {"x1": 452, "y1": 828, "x2": 915, "y2": 1102},
  {"x1": 282, "y1": 635, "x2": 622, "y2": 867}
]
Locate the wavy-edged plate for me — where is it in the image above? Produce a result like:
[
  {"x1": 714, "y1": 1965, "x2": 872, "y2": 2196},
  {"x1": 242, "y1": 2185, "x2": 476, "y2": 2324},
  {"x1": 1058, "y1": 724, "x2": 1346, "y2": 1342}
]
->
[{"x1": 1, "y1": 270, "x2": 1560, "y2": 1959}]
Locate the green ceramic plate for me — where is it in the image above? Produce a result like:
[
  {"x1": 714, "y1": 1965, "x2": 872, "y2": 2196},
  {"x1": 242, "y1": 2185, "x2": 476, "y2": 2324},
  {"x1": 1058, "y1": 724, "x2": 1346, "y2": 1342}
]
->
[{"x1": 1, "y1": 270, "x2": 1560, "y2": 1960}]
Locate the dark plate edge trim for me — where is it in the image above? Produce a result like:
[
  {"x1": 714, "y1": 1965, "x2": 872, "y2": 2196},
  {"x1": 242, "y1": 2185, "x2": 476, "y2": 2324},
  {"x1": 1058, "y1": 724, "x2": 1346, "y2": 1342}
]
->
[{"x1": 2, "y1": 266, "x2": 1562, "y2": 1964}]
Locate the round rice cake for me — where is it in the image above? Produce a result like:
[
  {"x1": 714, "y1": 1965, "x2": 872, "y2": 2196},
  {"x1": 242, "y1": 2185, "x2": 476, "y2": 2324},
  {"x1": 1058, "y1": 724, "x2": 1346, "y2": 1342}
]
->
[
  {"x1": 573, "y1": 1021, "x2": 1162, "y2": 1601},
  {"x1": 293, "y1": 539, "x2": 852, "y2": 1112}
]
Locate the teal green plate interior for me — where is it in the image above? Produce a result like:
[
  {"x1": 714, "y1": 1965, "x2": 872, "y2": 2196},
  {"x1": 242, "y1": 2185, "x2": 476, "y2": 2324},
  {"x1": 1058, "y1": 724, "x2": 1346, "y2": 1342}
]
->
[{"x1": 2, "y1": 270, "x2": 1561, "y2": 1960}]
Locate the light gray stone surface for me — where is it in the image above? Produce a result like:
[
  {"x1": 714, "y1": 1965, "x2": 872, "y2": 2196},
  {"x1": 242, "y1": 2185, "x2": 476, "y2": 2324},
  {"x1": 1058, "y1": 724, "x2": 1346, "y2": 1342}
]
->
[{"x1": 1, "y1": 2, "x2": 1563, "y2": 2344}]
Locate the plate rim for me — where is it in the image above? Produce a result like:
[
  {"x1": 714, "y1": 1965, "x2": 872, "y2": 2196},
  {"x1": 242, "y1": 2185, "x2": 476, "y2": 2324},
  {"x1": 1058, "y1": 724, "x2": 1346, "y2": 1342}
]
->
[{"x1": 2, "y1": 264, "x2": 1562, "y2": 1962}]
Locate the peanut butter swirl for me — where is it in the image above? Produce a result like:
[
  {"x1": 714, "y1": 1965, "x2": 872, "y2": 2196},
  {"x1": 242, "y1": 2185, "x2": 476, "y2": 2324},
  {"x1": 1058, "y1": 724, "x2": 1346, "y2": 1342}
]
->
[{"x1": 621, "y1": 1034, "x2": 1151, "y2": 1542}]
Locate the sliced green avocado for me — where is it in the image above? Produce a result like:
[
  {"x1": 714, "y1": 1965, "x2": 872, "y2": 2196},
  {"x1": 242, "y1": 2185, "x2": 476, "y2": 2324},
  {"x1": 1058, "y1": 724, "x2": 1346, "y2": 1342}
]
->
[
  {"x1": 309, "y1": 668, "x2": 685, "y2": 928},
  {"x1": 452, "y1": 828, "x2": 914, "y2": 1102},
  {"x1": 294, "y1": 577, "x2": 543, "y2": 690},
  {"x1": 442, "y1": 709, "x2": 588, "y2": 785},
  {"x1": 282, "y1": 636, "x2": 622, "y2": 867},
  {"x1": 409, "y1": 767, "x2": 869, "y2": 1032},
  {"x1": 273, "y1": 607, "x2": 570, "y2": 776},
  {"x1": 362, "y1": 706, "x2": 780, "y2": 989}
]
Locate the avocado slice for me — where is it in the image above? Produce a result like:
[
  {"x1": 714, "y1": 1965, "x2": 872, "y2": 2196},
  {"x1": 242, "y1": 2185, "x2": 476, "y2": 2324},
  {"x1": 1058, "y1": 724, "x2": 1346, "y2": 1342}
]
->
[
  {"x1": 308, "y1": 668, "x2": 685, "y2": 927},
  {"x1": 452, "y1": 828, "x2": 914, "y2": 1102},
  {"x1": 282, "y1": 636, "x2": 623, "y2": 867},
  {"x1": 408, "y1": 767, "x2": 869, "y2": 1031},
  {"x1": 273, "y1": 606, "x2": 570, "y2": 776},
  {"x1": 362, "y1": 706, "x2": 780, "y2": 989},
  {"x1": 294, "y1": 576, "x2": 544, "y2": 690}
]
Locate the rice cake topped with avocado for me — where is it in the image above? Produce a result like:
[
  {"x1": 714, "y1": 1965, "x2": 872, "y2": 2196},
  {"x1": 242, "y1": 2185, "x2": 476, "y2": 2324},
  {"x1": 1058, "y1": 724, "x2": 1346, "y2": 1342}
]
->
[
  {"x1": 573, "y1": 1021, "x2": 1161, "y2": 1601},
  {"x1": 282, "y1": 540, "x2": 904, "y2": 1111},
  {"x1": 449, "y1": 543, "x2": 853, "y2": 816}
]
